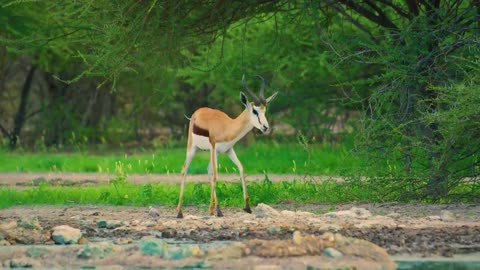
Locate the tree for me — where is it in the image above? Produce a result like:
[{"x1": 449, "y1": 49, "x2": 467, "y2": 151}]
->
[{"x1": 314, "y1": 0, "x2": 480, "y2": 200}]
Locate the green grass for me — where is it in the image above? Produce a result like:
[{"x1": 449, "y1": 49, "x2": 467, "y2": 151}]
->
[
  {"x1": 0, "y1": 140, "x2": 376, "y2": 209},
  {"x1": 0, "y1": 141, "x2": 361, "y2": 176},
  {"x1": 0, "y1": 178, "x2": 376, "y2": 210}
]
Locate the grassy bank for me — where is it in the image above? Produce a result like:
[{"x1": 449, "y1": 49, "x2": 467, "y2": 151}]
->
[
  {"x1": 0, "y1": 177, "x2": 375, "y2": 210},
  {"x1": 0, "y1": 141, "x2": 360, "y2": 176}
]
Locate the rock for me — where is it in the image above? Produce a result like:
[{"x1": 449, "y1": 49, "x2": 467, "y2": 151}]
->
[
  {"x1": 334, "y1": 233, "x2": 346, "y2": 246},
  {"x1": 324, "y1": 207, "x2": 372, "y2": 219},
  {"x1": 26, "y1": 247, "x2": 50, "y2": 259},
  {"x1": 386, "y1": 212, "x2": 401, "y2": 219},
  {"x1": 267, "y1": 226, "x2": 281, "y2": 234},
  {"x1": 323, "y1": 247, "x2": 343, "y2": 259},
  {"x1": 140, "y1": 239, "x2": 168, "y2": 256},
  {"x1": 149, "y1": 206, "x2": 160, "y2": 217},
  {"x1": 78, "y1": 242, "x2": 116, "y2": 259},
  {"x1": 207, "y1": 242, "x2": 246, "y2": 260},
  {"x1": 254, "y1": 203, "x2": 280, "y2": 218},
  {"x1": 97, "y1": 219, "x2": 123, "y2": 229},
  {"x1": 32, "y1": 177, "x2": 47, "y2": 186},
  {"x1": 0, "y1": 220, "x2": 18, "y2": 231},
  {"x1": 321, "y1": 232, "x2": 335, "y2": 247},
  {"x1": 18, "y1": 217, "x2": 43, "y2": 230},
  {"x1": 106, "y1": 220, "x2": 123, "y2": 229},
  {"x1": 78, "y1": 236, "x2": 89, "y2": 244},
  {"x1": 9, "y1": 257, "x2": 38, "y2": 268},
  {"x1": 51, "y1": 225, "x2": 82, "y2": 245},
  {"x1": 292, "y1": 231, "x2": 303, "y2": 245},
  {"x1": 97, "y1": 220, "x2": 107, "y2": 228},
  {"x1": 164, "y1": 245, "x2": 201, "y2": 260},
  {"x1": 113, "y1": 238, "x2": 133, "y2": 245},
  {"x1": 0, "y1": 239, "x2": 11, "y2": 246},
  {"x1": 440, "y1": 210, "x2": 455, "y2": 222}
]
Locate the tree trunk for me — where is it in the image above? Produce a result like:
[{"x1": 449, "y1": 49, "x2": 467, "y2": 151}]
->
[{"x1": 9, "y1": 65, "x2": 36, "y2": 150}]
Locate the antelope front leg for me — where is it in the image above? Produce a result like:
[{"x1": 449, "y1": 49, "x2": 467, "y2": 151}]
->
[{"x1": 227, "y1": 148, "x2": 251, "y2": 213}]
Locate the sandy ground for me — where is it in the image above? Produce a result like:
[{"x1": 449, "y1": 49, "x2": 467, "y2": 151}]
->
[
  {"x1": 1, "y1": 173, "x2": 479, "y2": 269},
  {"x1": 0, "y1": 172, "x2": 343, "y2": 186}
]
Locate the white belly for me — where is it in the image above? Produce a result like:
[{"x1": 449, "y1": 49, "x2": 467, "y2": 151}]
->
[{"x1": 192, "y1": 134, "x2": 234, "y2": 153}]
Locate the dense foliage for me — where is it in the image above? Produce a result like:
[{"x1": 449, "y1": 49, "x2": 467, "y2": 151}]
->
[{"x1": 0, "y1": 0, "x2": 478, "y2": 202}]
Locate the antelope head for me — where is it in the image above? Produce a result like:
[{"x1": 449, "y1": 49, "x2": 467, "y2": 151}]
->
[{"x1": 241, "y1": 75, "x2": 278, "y2": 133}]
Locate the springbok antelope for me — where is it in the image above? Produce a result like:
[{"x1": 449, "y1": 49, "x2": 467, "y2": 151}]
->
[{"x1": 176, "y1": 75, "x2": 278, "y2": 218}]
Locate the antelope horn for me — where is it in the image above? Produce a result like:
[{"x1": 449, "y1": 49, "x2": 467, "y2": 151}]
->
[
  {"x1": 242, "y1": 75, "x2": 261, "y2": 105},
  {"x1": 255, "y1": 75, "x2": 266, "y2": 103}
]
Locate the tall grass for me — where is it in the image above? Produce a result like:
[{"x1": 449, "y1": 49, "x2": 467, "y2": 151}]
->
[
  {"x1": 0, "y1": 141, "x2": 361, "y2": 176},
  {"x1": 0, "y1": 178, "x2": 377, "y2": 210}
]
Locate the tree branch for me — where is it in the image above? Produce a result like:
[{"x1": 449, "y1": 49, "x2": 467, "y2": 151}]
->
[
  {"x1": 334, "y1": 4, "x2": 379, "y2": 43},
  {"x1": 338, "y1": 0, "x2": 399, "y2": 30},
  {"x1": 376, "y1": 0, "x2": 412, "y2": 19},
  {"x1": 405, "y1": 0, "x2": 420, "y2": 16},
  {"x1": 0, "y1": 123, "x2": 10, "y2": 138}
]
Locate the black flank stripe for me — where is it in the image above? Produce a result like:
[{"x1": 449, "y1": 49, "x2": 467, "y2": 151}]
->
[{"x1": 193, "y1": 123, "x2": 209, "y2": 137}]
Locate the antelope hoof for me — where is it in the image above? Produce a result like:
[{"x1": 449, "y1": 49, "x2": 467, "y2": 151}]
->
[
  {"x1": 216, "y1": 208, "x2": 224, "y2": 217},
  {"x1": 176, "y1": 212, "x2": 184, "y2": 219},
  {"x1": 243, "y1": 206, "x2": 252, "y2": 213}
]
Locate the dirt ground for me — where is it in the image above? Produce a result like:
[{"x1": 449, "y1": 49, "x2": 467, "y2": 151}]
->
[{"x1": 1, "y1": 173, "x2": 479, "y2": 269}]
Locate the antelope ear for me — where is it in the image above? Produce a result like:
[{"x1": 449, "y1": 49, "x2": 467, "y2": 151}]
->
[
  {"x1": 265, "y1": 91, "x2": 278, "y2": 104},
  {"x1": 240, "y1": 92, "x2": 249, "y2": 108}
]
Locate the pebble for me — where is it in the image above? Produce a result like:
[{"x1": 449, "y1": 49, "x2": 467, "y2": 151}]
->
[
  {"x1": 440, "y1": 210, "x2": 455, "y2": 222},
  {"x1": 254, "y1": 203, "x2": 280, "y2": 218},
  {"x1": 149, "y1": 206, "x2": 160, "y2": 217},
  {"x1": 323, "y1": 247, "x2": 343, "y2": 259},
  {"x1": 141, "y1": 239, "x2": 168, "y2": 256},
  {"x1": 324, "y1": 207, "x2": 372, "y2": 219},
  {"x1": 51, "y1": 225, "x2": 82, "y2": 245},
  {"x1": 267, "y1": 226, "x2": 281, "y2": 234}
]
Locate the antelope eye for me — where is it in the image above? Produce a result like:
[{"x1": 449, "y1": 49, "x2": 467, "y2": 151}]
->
[{"x1": 252, "y1": 109, "x2": 258, "y2": 115}]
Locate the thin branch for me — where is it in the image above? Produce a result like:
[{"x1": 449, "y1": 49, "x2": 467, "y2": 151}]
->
[
  {"x1": 0, "y1": 123, "x2": 10, "y2": 138},
  {"x1": 334, "y1": 4, "x2": 379, "y2": 43},
  {"x1": 338, "y1": 0, "x2": 399, "y2": 30},
  {"x1": 405, "y1": 0, "x2": 420, "y2": 16},
  {"x1": 376, "y1": 0, "x2": 412, "y2": 19}
]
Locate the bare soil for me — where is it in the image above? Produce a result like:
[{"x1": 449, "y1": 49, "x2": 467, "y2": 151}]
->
[{"x1": 1, "y1": 173, "x2": 479, "y2": 269}]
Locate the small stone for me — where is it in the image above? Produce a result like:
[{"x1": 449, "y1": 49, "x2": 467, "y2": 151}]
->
[
  {"x1": 207, "y1": 242, "x2": 246, "y2": 260},
  {"x1": 267, "y1": 226, "x2": 281, "y2": 234},
  {"x1": 149, "y1": 206, "x2": 160, "y2": 217},
  {"x1": 9, "y1": 257, "x2": 38, "y2": 268},
  {"x1": 324, "y1": 207, "x2": 372, "y2": 219},
  {"x1": 106, "y1": 220, "x2": 122, "y2": 229},
  {"x1": 254, "y1": 203, "x2": 280, "y2": 218},
  {"x1": 323, "y1": 247, "x2": 343, "y2": 259},
  {"x1": 0, "y1": 221, "x2": 18, "y2": 231},
  {"x1": 141, "y1": 239, "x2": 168, "y2": 256},
  {"x1": 440, "y1": 210, "x2": 455, "y2": 222},
  {"x1": 32, "y1": 177, "x2": 47, "y2": 186},
  {"x1": 97, "y1": 220, "x2": 107, "y2": 228},
  {"x1": 321, "y1": 232, "x2": 335, "y2": 247},
  {"x1": 18, "y1": 217, "x2": 43, "y2": 230},
  {"x1": 26, "y1": 247, "x2": 50, "y2": 259},
  {"x1": 113, "y1": 238, "x2": 133, "y2": 245},
  {"x1": 292, "y1": 231, "x2": 303, "y2": 245},
  {"x1": 78, "y1": 236, "x2": 90, "y2": 244},
  {"x1": 386, "y1": 212, "x2": 401, "y2": 219},
  {"x1": 334, "y1": 233, "x2": 345, "y2": 246},
  {"x1": 51, "y1": 225, "x2": 82, "y2": 245},
  {"x1": 0, "y1": 239, "x2": 11, "y2": 246},
  {"x1": 78, "y1": 242, "x2": 115, "y2": 259}
]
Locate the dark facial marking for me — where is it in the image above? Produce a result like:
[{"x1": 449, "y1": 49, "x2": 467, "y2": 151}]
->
[{"x1": 193, "y1": 123, "x2": 209, "y2": 137}]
